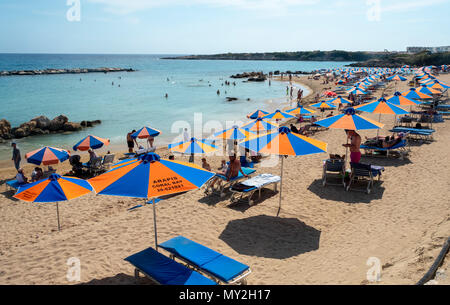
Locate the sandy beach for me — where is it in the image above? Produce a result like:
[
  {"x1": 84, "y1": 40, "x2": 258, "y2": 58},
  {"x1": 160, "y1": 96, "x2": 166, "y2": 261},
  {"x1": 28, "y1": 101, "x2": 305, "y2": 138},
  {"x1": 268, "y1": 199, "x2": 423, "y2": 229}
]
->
[{"x1": 0, "y1": 73, "x2": 449, "y2": 285}]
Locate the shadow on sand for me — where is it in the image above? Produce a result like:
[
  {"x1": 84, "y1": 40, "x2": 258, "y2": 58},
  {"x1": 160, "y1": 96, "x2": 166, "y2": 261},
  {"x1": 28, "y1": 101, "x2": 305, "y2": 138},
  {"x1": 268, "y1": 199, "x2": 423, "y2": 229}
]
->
[
  {"x1": 360, "y1": 156, "x2": 413, "y2": 168},
  {"x1": 227, "y1": 189, "x2": 279, "y2": 213},
  {"x1": 80, "y1": 273, "x2": 155, "y2": 285},
  {"x1": 219, "y1": 215, "x2": 320, "y2": 259},
  {"x1": 307, "y1": 179, "x2": 385, "y2": 204}
]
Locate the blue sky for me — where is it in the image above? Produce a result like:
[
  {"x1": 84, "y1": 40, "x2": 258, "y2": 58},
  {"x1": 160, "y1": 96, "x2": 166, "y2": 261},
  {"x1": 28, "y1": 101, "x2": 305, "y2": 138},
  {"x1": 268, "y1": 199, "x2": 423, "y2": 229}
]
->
[{"x1": 0, "y1": 0, "x2": 449, "y2": 54}]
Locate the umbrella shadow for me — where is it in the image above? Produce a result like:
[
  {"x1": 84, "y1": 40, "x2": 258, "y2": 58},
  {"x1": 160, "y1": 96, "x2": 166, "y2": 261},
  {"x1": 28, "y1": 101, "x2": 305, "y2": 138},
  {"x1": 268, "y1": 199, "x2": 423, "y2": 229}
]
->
[
  {"x1": 198, "y1": 192, "x2": 232, "y2": 206},
  {"x1": 219, "y1": 215, "x2": 321, "y2": 259},
  {"x1": 0, "y1": 189, "x2": 19, "y2": 202},
  {"x1": 360, "y1": 156, "x2": 413, "y2": 168},
  {"x1": 307, "y1": 179, "x2": 385, "y2": 204},
  {"x1": 79, "y1": 273, "x2": 154, "y2": 285}
]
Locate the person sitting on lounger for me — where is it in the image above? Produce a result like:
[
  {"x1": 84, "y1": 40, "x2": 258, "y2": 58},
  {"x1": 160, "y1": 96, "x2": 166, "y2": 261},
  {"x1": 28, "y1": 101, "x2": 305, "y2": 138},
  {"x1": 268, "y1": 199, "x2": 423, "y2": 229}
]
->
[
  {"x1": 31, "y1": 167, "x2": 43, "y2": 182},
  {"x1": 217, "y1": 160, "x2": 228, "y2": 174},
  {"x1": 16, "y1": 168, "x2": 28, "y2": 184},
  {"x1": 227, "y1": 155, "x2": 248, "y2": 182},
  {"x1": 201, "y1": 158, "x2": 211, "y2": 171}
]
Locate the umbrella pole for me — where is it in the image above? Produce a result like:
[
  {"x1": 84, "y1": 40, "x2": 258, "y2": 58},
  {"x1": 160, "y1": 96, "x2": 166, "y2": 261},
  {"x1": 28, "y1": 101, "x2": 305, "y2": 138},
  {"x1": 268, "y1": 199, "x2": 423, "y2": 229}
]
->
[
  {"x1": 277, "y1": 156, "x2": 284, "y2": 217},
  {"x1": 56, "y1": 202, "x2": 61, "y2": 231},
  {"x1": 152, "y1": 198, "x2": 158, "y2": 251},
  {"x1": 377, "y1": 114, "x2": 381, "y2": 137}
]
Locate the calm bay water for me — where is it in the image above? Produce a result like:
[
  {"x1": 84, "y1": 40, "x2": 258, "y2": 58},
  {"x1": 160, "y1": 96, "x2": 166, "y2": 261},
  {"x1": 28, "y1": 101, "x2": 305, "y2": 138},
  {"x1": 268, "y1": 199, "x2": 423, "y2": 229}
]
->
[{"x1": 0, "y1": 54, "x2": 352, "y2": 160}]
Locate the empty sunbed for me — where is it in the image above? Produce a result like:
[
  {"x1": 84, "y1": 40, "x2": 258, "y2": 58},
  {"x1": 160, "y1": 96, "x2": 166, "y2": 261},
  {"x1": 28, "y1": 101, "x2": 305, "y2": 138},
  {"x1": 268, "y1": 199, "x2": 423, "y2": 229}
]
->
[
  {"x1": 124, "y1": 247, "x2": 217, "y2": 285},
  {"x1": 360, "y1": 139, "x2": 409, "y2": 159},
  {"x1": 322, "y1": 159, "x2": 346, "y2": 187},
  {"x1": 159, "y1": 236, "x2": 251, "y2": 285},
  {"x1": 5, "y1": 179, "x2": 25, "y2": 191},
  {"x1": 390, "y1": 127, "x2": 434, "y2": 142},
  {"x1": 204, "y1": 167, "x2": 256, "y2": 198},
  {"x1": 346, "y1": 162, "x2": 384, "y2": 194},
  {"x1": 229, "y1": 174, "x2": 281, "y2": 206}
]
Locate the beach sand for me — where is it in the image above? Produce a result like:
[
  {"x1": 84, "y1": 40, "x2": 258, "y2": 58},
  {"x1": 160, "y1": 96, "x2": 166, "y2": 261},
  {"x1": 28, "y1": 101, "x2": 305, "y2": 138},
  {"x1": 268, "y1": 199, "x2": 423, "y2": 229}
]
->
[{"x1": 0, "y1": 73, "x2": 449, "y2": 285}]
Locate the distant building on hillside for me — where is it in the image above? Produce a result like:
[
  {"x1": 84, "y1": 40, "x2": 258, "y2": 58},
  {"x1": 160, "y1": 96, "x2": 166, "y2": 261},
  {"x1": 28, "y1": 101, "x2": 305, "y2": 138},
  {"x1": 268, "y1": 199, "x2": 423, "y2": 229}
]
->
[{"x1": 407, "y1": 46, "x2": 450, "y2": 54}]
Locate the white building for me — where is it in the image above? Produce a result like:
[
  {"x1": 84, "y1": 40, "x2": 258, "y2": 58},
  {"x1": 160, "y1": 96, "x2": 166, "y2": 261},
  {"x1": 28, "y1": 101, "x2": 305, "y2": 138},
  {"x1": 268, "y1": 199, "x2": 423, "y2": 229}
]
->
[{"x1": 407, "y1": 46, "x2": 450, "y2": 54}]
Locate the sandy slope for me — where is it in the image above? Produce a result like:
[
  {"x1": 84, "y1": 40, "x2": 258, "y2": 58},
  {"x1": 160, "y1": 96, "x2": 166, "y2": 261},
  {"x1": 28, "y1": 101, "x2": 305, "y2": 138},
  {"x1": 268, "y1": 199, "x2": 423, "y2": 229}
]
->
[{"x1": 0, "y1": 73, "x2": 448, "y2": 285}]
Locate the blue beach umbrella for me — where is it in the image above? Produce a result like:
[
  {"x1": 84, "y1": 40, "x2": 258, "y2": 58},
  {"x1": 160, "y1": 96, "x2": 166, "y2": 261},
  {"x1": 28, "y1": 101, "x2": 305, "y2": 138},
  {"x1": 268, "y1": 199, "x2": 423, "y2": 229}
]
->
[
  {"x1": 168, "y1": 138, "x2": 217, "y2": 155},
  {"x1": 25, "y1": 146, "x2": 70, "y2": 166}
]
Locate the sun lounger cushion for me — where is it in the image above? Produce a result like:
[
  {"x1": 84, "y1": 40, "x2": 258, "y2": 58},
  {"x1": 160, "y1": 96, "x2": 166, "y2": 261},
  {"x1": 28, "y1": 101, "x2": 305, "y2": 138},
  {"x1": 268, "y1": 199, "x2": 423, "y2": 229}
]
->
[
  {"x1": 241, "y1": 174, "x2": 280, "y2": 188},
  {"x1": 124, "y1": 247, "x2": 216, "y2": 285},
  {"x1": 159, "y1": 236, "x2": 250, "y2": 283},
  {"x1": 360, "y1": 140, "x2": 407, "y2": 151}
]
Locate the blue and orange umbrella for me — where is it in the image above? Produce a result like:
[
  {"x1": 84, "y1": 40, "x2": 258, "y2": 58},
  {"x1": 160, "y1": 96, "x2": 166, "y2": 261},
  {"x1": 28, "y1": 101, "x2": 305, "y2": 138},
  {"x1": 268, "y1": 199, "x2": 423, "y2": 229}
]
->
[
  {"x1": 427, "y1": 80, "x2": 450, "y2": 90},
  {"x1": 88, "y1": 153, "x2": 215, "y2": 249},
  {"x1": 287, "y1": 106, "x2": 316, "y2": 115},
  {"x1": 25, "y1": 147, "x2": 70, "y2": 166},
  {"x1": 315, "y1": 108, "x2": 384, "y2": 131},
  {"x1": 387, "y1": 74, "x2": 407, "y2": 81},
  {"x1": 418, "y1": 85, "x2": 441, "y2": 95},
  {"x1": 328, "y1": 96, "x2": 352, "y2": 105},
  {"x1": 310, "y1": 101, "x2": 337, "y2": 111},
  {"x1": 346, "y1": 87, "x2": 368, "y2": 95},
  {"x1": 247, "y1": 110, "x2": 269, "y2": 119},
  {"x1": 263, "y1": 110, "x2": 295, "y2": 120},
  {"x1": 14, "y1": 174, "x2": 93, "y2": 230},
  {"x1": 131, "y1": 126, "x2": 161, "y2": 139},
  {"x1": 214, "y1": 125, "x2": 253, "y2": 141},
  {"x1": 401, "y1": 88, "x2": 432, "y2": 100},
  {"x1": 354, "y1": 98, "x2": 409, "y2": 115},
  {"x1": 385, "y1": 92, "x2": 421, "y2": 106},
  {"x1": 239, "y1": 126, "x2": 327, "y2": 216},
  {"x1": 168, "y1": 138, "x2": 217, "y2": 155},
  {"x1": 73, "y1": 135, "x2": 110, "y2": 151},
  {"x1": 241, "y1": 118, "x2": 279, "y2": 133}
]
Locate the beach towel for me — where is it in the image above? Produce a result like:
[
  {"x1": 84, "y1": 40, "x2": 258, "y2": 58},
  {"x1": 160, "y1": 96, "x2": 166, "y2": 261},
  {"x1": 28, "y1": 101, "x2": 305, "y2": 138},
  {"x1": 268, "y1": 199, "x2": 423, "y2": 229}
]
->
[{"x1": 241, "y1": 174, "x2": 281, "y2": 188}]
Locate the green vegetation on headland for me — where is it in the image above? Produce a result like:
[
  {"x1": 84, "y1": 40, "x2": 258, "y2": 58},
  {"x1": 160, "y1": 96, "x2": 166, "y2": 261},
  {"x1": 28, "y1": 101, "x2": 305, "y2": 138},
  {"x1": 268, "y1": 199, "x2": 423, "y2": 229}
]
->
[
  {"x1": 163, "y1": 50, "x2": 450, "y2": 68},
  {"x1": 348, "y1": 51, "x2": 450, "y2": 67}
]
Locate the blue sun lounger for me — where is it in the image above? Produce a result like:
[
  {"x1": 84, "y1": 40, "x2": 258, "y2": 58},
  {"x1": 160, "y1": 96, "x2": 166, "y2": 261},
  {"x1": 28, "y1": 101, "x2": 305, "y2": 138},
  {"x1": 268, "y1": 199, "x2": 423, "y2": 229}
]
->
[
  {"x1": 229, "y1": 174, "x2": 281, "y2": 206},
  {"x1": 360, "y1": 140, "x2": 409, "y2": 159},
  {"x1": 390, "y1": 127, "x2": 434, "y2": 142},
  {"x1": 159, "y1": 236, "x2": 251, "y2": 285},
  {"x1": 124, "y1": 247, "x2": 217, "y2": 285},
  {"x1": 204, "y1": 167, "x2": 256, "y2": 198},
  {"x1": 5, "y1": 179, "x2": 25, "y2": 191}
]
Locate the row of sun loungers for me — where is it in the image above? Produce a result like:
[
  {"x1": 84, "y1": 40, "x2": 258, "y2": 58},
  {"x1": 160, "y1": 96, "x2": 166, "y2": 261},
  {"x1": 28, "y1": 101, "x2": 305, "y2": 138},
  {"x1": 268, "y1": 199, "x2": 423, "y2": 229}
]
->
[
  {"x1": 125, "y1": 236, "x2": 251, "y2": 285},
  {"x1": 390, "y1": 127, "x2": 435, "y2": 142},
  {"x1": 360, "y1": 139, "x2": 410, "y2": 159}
]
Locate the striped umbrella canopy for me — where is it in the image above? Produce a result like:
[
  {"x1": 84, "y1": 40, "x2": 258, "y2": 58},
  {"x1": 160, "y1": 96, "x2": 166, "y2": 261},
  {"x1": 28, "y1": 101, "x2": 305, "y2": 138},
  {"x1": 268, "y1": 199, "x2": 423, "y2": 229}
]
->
[
  {"x1": 247, "y1": 109, "x2": 269, "y2": 119},
  {"x1": 418, "y1": 85, "x2": 441, "y2": 95},
  {"x1": 287, "y1": 106, "x2": 316, "y2": 115},
  {"x1": 213, "y1": 125, "x2": 253, "y2": 141},
  {"x1": 25, "y1": 147, "x2": 70, "y2": 166},
  {"x1": 314, "y1": 108, "x2": 384, "y2": 131},
  {"x1": 310, "y1": 101, "x2": 337, "y2": 109},
  {"x1": 346, "y1": 88, "x2": 368, "y2": 95},
  {"x1": 131, "y1": 126, "x2": 161, "y2": 139},
  {"x1": 328, "y1": 96, "x2": 352, "y2": 105},
  {"x1": 385, "y1": 92, "x2": 422, "y2": 106},
  {"x1": 168, "y1": 138, "x2": 217, "y2": 155},
  {"x1": 14, "y1": 174, "x2": 93, "y2": 230},
  {"x1": 387, "y1": 74, "x2": 407, "y2": 81},
  {"x1": 354, "y1": 98, "x2": 409, "y2": 115},
  {"x1": 73, "y1": 135, "x2": 110, "y2": 151},
  {"x1": 88, "y1": 153, "x2": 215, "y2": 250},
  {"x1": 401, "y1": 88, "x2": 432, "y2": 100},
  {"x1": 239, "y1": 126, "x2": 327, "y2": 216},
  {"x1": 263, "y1": 110, "x2": 295, "y2": 120},
  {"x1": 241, "y1": 118, "x2": 279, "y2": 133},
  {"x1": 427, "y1": 80, "x2": 450, "y2": 90}
]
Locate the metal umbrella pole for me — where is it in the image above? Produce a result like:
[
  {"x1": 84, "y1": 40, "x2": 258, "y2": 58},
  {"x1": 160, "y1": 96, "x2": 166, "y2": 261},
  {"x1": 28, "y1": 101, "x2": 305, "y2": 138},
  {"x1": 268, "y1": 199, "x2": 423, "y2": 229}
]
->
[
  {"x1": 56, "y1": 202, "x2": 61, "y2": 231},
  {"x1": 277, "y1": 156, "x2": 285, "y2": 217},
  {"x1": 152, "y1": 198, "x2": 158, "y2": 251}
]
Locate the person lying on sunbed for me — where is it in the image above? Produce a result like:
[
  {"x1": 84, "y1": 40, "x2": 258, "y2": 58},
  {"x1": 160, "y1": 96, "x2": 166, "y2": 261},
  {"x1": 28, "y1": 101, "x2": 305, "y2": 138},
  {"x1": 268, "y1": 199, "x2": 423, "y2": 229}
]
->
[{"x1": 364, "y1": 135, "x2": 403, "y2": 149}]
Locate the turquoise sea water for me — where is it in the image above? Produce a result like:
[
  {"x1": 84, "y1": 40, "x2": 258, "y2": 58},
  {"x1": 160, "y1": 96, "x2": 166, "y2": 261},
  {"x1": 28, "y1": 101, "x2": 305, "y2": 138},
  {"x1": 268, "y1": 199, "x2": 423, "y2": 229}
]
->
[{"x1": 0, "y1": 54, "x2": 352, "y2": 160}]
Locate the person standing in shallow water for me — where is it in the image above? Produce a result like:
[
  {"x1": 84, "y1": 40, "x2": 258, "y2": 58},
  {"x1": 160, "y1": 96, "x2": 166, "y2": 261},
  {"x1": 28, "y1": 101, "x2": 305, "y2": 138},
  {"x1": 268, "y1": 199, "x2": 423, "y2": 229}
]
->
[
  {"x1": 11, "y1": 142, "x2": 21, "y2": 170},
  {"x1": 127, "y1": 130, "x2": 137, "y2": 153}
]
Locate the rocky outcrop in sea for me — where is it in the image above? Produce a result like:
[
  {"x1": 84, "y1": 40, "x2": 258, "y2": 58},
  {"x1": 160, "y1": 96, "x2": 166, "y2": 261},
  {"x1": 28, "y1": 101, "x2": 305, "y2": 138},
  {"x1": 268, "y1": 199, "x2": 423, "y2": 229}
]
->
[
  {"x1": 0, "y1": 67, "x2": 135, "y2": 77},
  {"x1": 0, "y1": 115, "x2": 102, "y2": 141}
]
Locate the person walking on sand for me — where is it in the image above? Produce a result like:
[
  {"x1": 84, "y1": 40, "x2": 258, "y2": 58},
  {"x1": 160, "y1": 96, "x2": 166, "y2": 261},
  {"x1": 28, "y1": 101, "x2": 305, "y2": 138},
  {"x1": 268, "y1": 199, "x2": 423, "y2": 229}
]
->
[
  {"x1": 343, "y1": 130, "x2": 362, "y2": 164},
  {"x1": 11, "y1": 142, "x2": 21, "y2": 170}
]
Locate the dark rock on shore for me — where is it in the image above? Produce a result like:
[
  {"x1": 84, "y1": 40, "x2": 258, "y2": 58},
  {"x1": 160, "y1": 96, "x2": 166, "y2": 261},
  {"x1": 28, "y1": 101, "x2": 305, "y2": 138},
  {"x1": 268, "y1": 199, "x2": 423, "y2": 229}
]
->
[
  {"x1": 1, "y1": 115, "x2": 103, "y2": 140},
  {"x1": 226, "y1": 97, "x2": 238, "y2": 102},
  {"x1": 0, "y1": 67, "x2": 136, "y2": 77}
]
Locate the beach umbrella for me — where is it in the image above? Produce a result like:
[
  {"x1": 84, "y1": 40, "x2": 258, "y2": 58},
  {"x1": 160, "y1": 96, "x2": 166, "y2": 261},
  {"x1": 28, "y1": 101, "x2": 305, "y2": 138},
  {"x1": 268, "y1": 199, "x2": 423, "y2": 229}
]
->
[
  {"x1": 346, "y1": 88, "x2": 368, "y2": 95},
  {"x1": 263, "y1": 110, "x2": 295, "y2": 121},
  {"x1": 214, "y1": 125, "x2": 254, "y2": 154},
  {"x1": 25, "y1": 146, "x2": 70, "y2": 166},
  {"x1": 239, "y1": 126, "x2": 327, "y2": 216},
  {"x1": 327, "y1": 96, "x2": 352, "y2": 105},
  {"x1": 310, "y1": 101, "x2": 337, "y2": 109},
  {"x1": 168, "y1": 138, "x2": 217, "y2": 163},
  {"x1": 247, "y1": 110, "x2": 269, "y2": 119},
  {"x1": 315, "y1": 108, "x2": 384, "y2": 160},
  {"x1": 241, "y1": 118, "x2": 278, "y2": 133},
  {"x1": 73, "y1": 135, "x2": 110, "y2": 151},
  {"x1": 418, "y1": 85, "x2": 441, "y2": 96},
  {"x1": 427, "y1": 80, "x2": 450, "y2": 91},
  {"x1": 286, "y1": 106, "x2": 316, "y2": 115},
  {"x1": 131, "y1": 126, "x2": 161, "y2": 139},
  {"x1": 88, "y1": 153, "x2": 215, "y2": 250},
  {"x1": 387, "y1": 74, "x2": 407, "y2": 81},
  {"x1": 14, "y1": 174, "x2": 93, "y2": 231},
  {"x1": 385, "y1": 92, "x2": 422, "y2": 106},
  {"x1": 401, "y1": 88, "x2": 432, "y2": 100}
]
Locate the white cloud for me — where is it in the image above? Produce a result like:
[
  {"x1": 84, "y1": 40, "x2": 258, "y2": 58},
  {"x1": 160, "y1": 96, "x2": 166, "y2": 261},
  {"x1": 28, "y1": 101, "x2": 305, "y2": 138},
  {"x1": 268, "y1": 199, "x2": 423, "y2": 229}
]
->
[
  {"x1": 88, "y1": 0, "x2": 320, "y2": 15},
  {"x1": 381, "y1": 0, "x2": 448, "y2": 13}
]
